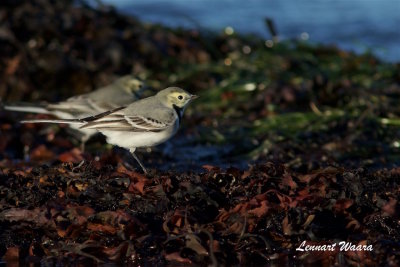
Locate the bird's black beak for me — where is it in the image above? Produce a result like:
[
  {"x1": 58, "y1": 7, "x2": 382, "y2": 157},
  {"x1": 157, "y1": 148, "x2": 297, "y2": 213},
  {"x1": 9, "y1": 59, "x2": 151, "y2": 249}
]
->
[{"x1": 190, "y1": 95, "x2": 199, "y2": 100}]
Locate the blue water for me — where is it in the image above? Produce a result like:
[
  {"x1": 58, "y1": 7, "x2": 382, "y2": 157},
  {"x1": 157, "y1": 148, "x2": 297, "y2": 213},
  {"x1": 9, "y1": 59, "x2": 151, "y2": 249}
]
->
[{"x1": 99, "y1": 0, "x2": 400, "y2": 62}]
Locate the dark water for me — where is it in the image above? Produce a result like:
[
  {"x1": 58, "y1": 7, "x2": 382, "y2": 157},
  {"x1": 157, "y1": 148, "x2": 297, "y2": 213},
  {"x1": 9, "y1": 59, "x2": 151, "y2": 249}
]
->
[{"x1": 99, "y1": 0, "x2": 400, "y2": 63}]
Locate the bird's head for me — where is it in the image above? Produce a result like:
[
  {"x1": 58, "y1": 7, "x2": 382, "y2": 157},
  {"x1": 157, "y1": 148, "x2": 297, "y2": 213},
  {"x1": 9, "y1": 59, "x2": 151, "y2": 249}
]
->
[
  {"x1": 156, "y1": 87, "x2": 198, "y2": 110},
  {"x1": 115, "y1": 75, "x2": 145, "y2": 94}
]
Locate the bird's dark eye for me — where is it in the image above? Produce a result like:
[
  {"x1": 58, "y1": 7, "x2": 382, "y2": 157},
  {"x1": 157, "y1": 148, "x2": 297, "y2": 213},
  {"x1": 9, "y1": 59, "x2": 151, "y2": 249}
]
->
[{"x1": 178, "y1": 95, "x2": 183, "y2": 100}]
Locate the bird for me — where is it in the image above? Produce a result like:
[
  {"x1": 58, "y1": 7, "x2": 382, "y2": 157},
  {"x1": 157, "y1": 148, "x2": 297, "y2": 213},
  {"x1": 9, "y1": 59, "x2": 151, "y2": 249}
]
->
[
  {"x1": 4, "y1": 75, "x2": 146, "y2": 150},
  {"x1": 21, "y1": 87, "x2": 198, "y2": 173}
]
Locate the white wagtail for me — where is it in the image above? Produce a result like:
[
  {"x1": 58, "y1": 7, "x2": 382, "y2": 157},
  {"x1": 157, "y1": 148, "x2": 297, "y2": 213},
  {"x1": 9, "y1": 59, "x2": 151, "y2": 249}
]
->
[
  {"x1": 21, "y1": 87, "x2": 198, "y2": 173},
  {"x1": 4, "y1": 75, "x2": 145, "y2": 150}
]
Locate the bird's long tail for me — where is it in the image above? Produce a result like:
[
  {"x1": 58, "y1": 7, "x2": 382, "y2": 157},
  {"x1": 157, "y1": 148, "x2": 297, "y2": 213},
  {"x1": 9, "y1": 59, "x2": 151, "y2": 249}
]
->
[
  {"x1": 21, "y1": 119, "x2": 84, "y2": 125},
  {"x1": 20, "y1": 106, "x2": 126, "y2": 127},
  {"x1": 4, "y1": 105, "x2": 51, "y2": 114}
]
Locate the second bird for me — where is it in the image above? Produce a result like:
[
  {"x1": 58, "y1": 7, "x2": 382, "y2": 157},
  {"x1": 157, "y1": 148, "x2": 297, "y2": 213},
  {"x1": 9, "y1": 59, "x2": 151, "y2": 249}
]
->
[{"x1": 4, "y1": 75, "x2": 145, "y2": 149}]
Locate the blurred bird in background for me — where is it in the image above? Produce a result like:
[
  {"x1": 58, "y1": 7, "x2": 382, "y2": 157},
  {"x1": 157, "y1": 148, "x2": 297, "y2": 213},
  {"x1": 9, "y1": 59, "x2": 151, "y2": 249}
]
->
[{"x1": 3, "y1": 75, "x2": 146, "y2": 150}]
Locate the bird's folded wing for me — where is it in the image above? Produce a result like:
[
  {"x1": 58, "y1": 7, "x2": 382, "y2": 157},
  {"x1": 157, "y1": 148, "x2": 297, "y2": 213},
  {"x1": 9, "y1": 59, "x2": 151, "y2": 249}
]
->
[
  {"x1": 48, "y1": 96, "x2": 118, "y2": 115},
  {"x1": 80, "y1": 112, "x2": 174, "y2": 132}
]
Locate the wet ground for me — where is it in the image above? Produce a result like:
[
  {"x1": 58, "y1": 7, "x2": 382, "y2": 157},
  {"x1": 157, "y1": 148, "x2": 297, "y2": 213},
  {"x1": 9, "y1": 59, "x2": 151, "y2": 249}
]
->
[{"x1": 1, "y1": 0, "x2": 400, "y2": 266}]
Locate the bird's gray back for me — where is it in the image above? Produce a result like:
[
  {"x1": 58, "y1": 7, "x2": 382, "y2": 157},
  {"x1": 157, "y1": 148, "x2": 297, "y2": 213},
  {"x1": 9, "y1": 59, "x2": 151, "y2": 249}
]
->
[
  {"x1": 123, "y1": 96, "x2": 176, "y2": 124},
  {"x1": 85, "y1": 85, "x2": 135, "y2": 107}
]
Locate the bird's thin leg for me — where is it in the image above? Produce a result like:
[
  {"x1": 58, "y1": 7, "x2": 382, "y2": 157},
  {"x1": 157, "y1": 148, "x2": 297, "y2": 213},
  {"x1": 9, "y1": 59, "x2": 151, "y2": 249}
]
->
[
  {"x1": 80, "y1": 135, "x2": 90, "y2": 153},
  {"x1": 129, "y1": 148, "x2": 147, "y2": 174},
  {"x1": 80, "y1": 141, "x2": 85, "y2": 153}
]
